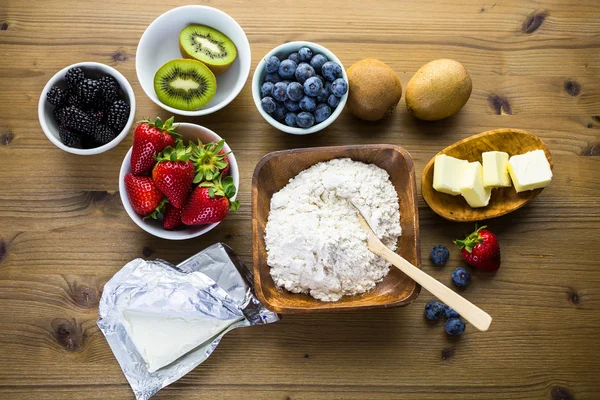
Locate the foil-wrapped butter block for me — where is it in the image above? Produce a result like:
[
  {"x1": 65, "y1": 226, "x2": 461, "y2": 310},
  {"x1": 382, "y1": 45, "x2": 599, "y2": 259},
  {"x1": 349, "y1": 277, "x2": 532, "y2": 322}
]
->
[{"x1": 98, "y1": 243, "x2": 279, "y2": 400}]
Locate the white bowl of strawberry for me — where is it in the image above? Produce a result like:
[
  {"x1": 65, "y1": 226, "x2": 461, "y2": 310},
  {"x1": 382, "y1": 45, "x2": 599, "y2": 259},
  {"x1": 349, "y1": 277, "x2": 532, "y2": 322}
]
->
[{"x1": 119, "y1": 117, "x2": 239, "y2": 240}]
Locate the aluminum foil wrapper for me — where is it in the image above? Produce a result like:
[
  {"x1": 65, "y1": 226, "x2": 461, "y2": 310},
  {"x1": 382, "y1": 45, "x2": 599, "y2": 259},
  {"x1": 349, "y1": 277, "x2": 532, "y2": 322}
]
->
[{"x1": 98, "y1": 243, "x2": 279, "y2": 400}]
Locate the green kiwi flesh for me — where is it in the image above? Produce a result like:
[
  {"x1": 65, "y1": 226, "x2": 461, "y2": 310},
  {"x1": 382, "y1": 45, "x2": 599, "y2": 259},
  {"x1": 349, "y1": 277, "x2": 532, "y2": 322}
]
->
[
  {"x1": 179, "y1": 25, "x2": 237, "y2": 75},
  {"x1": 153, "y1": 59, "x2": 216, "y2": 111}
]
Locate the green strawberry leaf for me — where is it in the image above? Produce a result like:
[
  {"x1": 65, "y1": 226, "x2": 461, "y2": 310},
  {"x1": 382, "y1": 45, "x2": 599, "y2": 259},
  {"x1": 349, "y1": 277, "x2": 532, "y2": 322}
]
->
[{"x1": 229, "y1": 200, "x2": 240, "y2": 212}]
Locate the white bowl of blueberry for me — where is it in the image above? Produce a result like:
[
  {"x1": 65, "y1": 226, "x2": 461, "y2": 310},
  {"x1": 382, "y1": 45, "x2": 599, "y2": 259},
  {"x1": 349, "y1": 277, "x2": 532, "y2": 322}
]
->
[
  {"x1": 38, "y1": 62, "x2": 136, "y2": 155},
  {"x1": 252, "y1": 41, "x2": 348, "y2": 135}
]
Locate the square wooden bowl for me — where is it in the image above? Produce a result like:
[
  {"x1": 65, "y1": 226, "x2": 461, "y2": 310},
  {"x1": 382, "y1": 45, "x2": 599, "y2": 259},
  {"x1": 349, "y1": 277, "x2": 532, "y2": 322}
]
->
[{"x1": 252, "y1": 145, "x2": 421, "y2": 314}]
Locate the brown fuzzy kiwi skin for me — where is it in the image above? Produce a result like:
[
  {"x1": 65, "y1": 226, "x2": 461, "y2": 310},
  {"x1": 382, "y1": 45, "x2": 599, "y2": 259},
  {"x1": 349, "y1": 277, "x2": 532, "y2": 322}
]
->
[
  {"x1": 405, "y1": 59, "x2": 472, "y2": 121},
  {"x1": 346, "y1": 59, "x2": 403, "y2": 121},
  {"x1": 179, "y1": 38, "x2": 233, "y2": 76}
]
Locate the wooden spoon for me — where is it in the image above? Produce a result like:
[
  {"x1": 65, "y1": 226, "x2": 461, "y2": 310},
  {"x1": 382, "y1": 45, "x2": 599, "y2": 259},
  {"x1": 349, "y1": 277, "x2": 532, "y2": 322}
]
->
[
  {"x1": 422, "y1": 128, "x2": 553, "y2": 222},
  {"x1": 354, "y1": 207, "x2": 492, "y2": 332}
]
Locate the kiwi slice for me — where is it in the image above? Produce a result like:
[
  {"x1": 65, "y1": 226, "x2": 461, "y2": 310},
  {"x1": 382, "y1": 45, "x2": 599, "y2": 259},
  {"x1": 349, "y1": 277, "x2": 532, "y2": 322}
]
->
[
  {"x1": 153, "y1": 59, "x2": 216, "y2": 111},
  {"x1": 179, "y1": 25, "x2": 237, "y2": 75}
]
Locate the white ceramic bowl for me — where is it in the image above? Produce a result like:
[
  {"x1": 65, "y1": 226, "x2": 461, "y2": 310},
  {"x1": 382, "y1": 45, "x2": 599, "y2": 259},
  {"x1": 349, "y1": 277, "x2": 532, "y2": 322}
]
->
[
  {"x1": 38, "y1": 62, "x2": 136, "y2": 155},
  {"x1": 136, "y1": 5, "x2": 251, "y2": 116},
  {"x1": 119, "y1": 123, "x2": 239, "y2": 240},
  {"x1": 252, "y1": 41, "x2": 348, "y2": 135}
]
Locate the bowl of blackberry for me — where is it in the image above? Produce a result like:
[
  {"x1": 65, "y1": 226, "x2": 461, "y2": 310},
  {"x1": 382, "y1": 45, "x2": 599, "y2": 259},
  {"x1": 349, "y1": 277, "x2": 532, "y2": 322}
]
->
[
  {"x1": 38, "y1": 62, "x2": 136, "y2": 155},
  {"x1": 252, "y1": 41, "x2": 348, "y2": 135}
]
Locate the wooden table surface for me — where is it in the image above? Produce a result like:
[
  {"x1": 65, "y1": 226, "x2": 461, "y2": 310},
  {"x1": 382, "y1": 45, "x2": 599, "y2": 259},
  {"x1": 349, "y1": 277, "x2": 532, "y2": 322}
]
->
[{"x1": 1, "y1": 0, "x2": 599, "y2": 399}]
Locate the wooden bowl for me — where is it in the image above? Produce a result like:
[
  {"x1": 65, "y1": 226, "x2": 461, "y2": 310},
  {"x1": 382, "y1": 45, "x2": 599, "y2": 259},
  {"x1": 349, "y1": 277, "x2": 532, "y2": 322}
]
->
[
  {"x1": 252, "y1": 145, "x2": 421, "y2": 314},
  {"x1": 422, "y1": 128, "x2": 553, "y2": 222}
]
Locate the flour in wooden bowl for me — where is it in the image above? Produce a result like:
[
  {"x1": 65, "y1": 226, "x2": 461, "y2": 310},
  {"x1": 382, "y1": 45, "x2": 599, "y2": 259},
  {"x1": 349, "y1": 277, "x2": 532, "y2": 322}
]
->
[{"x1": 264, "y1": 158, "x2": 401, "y2": 301}]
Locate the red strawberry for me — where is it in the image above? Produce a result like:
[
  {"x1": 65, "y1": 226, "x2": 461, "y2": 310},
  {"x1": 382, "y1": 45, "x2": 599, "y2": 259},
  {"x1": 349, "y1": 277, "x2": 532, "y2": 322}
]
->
[
  {"x1": 124, "y1": 173, "x2": 164, "y2": 216},
  {"x1": 181, "y1": 176, "x2": 240, "y2": 225},
  {"x1": 454, "y1": 225, "x2": 501, "y2": 272},
  {"x1": 191, "y1": 139, "x2": 231, "y2": 183},
  {"x1": 130, "y1": 116, "x2": 180, "y2": 175},
  {"x1": 152, "y1": 141, "x2": 194, "y2": 208},
  {"x1": 163, "y1": 202, "x2": 183, "y2": 230}
]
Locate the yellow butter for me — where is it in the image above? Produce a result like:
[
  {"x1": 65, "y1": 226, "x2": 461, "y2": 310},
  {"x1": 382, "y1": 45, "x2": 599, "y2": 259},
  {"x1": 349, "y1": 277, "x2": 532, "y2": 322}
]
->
[
  {"x1": 507, "y1": 150, "x2": 552, "y2": 193},
  {"x1": 482, "y1": 151, "x2": 511, "y2": 188},
  {"x1": 460, "y1": 161, "x2": 492, "y2": 208},
  {"x1": 433, "y1": 154, "x2": 469, "y2": 196}
]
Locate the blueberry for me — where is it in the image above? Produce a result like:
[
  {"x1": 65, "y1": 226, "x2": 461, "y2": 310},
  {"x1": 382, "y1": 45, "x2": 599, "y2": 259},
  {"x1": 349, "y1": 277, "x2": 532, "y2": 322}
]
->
[
  {"x1": 260, "y1": 82, "x2": 275, "y2": 98},
  {"x1": 310, "y1": 54, "x2": 328, "y2": 73},
  {"x1": 295, "y1": 63, "x2": 315, "y2": 84},
  {"x1": 325, "y1": 81, "x2": 332, "y2": 93},
  {"x1": 451, "y1": 267, "x2": 471, "y2": 287},
  {"x1": 265, "y1": 72, "x2": 282, "y2": 84},
  {"x1": 315, "y1": 74, "x2": 325, "y2": 85},
  {"x1": 288, "y1": 52, "x2": 300, "y2": 64},
  {"x1": 278, "y1": 59, "x2": 297, "y2": 80},
  {"x1": 265, "y1": 56, "x2": 280, "y2": 74},
  {"x1": 331, "y1": 78, "x2": 348, "y2": 97},
  {"x1": 296, "y1": 111, "x2": 315, "y2": 128},
  {"x1": 314, "y1": 103, "x2": 332, "y2": 123},
  {"x1": 424, "y1": 300, "x2": 444, "y2": 320},
  {"x1": 299, "y1": 95, "x2": 317, "y2": 112},
  {"x1": 430, "y1": 245, "x2": 449, "y2": 265},
  {"x1": 298, "y1": 47, "x2": 313, "y2": 62},
  {"x1": 327, "y1": 94, "x2": 340, "y2": 108},
  {"x1": 272, "y1": 102, "x2": 287, "y2": 121},
  {"x1": 445, "y1": 317, "x2": 466, "y2": 335},
  {"x1": 316, "y1": 88, "x2": 329, "y2": 103},
  {"x1": 272, "y1": 82, "x2": 288, "y2": 102},
  {"x1": 303, "y1": 76, "x2": 323, "y2": 97},
  {"x1": 284, "y1": 98, "x2": 300, "y2": 112},
  {"x1": 443, "y1": 305, "x2": 459, "y2": 319},
  {"x1": 261, "y1": 97, "x2": 276, "y2": 114},
  {"x1": 286, "y1": 82, "x2": 304, "y2": 101},
  {"x1": 322, "y1": 61, "x2": 342, "y2": 81},
  {"x1": 284, "y1": 112, "x2": 298, "y2": 127}
]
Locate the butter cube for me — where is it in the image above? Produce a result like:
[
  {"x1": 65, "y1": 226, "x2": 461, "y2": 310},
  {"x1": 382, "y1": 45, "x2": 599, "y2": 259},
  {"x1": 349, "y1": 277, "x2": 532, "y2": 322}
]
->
[
  {"x1": 460, "y1": 162, "x2": 492, "y2": 208},
  {"x1": 507, "y1": 150, "x2": 552, "y2": 193},
  {"x1": 482, "y1": 151, "x2": 511, "y2": 188},
  {"x1": 433, "y1": 154, "x2": 469, "y2": 196}
]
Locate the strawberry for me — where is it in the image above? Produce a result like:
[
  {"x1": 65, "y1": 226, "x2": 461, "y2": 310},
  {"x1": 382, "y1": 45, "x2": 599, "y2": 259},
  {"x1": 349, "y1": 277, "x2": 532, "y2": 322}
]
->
[
  {"x1": 181, "y1": 176, "x2": 240, "y2": 225},
  {"x1": 454, "y1": 225, "x2": 501, "y2": 272},
  {"x1": 162, "y1": 202, "x2": 183, "y2": 230},
  {"x1": 124, "y1": 173, "x2": 164, "y2": 216},
  {"x1": 130, "y1": 116, "x2": 180, "y2": 175},
  {"x1": 152, "y1": 141, "x2": 194, "y2": 209},
  {"x1": 191, "y1": 139, "x2": 231, "y2": 183}
]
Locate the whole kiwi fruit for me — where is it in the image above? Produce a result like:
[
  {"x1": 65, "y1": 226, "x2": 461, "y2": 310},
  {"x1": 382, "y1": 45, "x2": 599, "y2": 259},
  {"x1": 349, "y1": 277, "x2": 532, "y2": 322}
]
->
[
  {"x1": 346, "y1": 59, "x2": 402, "y2": 121},
  {"x1": 405, "y1": 59, "x2": 472, "y2": 121}
]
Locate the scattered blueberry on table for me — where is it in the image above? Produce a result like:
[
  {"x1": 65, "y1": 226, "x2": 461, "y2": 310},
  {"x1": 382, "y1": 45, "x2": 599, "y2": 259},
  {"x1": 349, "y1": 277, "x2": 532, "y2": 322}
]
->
[
  {"x1": 445, "y1": 317, "x2": 466, "y2": 335},
  {"x1": 443, "y1": 305, "x2": 460, "y2": 319},
  {"x1": 430, "y1": 245, "x2": 450, "y2": 265},
  {"x1": 424, "y1": 300, "x2": 445, "y2": 320},
  {"x1": 451, "y1": 267, "x2": 471, "y2": 287}
]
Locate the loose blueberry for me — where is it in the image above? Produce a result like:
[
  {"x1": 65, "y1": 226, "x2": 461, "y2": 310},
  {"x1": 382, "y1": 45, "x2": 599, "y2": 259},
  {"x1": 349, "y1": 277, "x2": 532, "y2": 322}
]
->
[
  {"x1": 299, "y1": 95, "x2": 317, "y2": 112},
  {"x1": 296, "y1": 111, "x2": 315, "y2": 128},
  {"x1": 430, "y1": 245, "x2": 450, "y2": 265},
  {"x1": 322, "y1": 61, "x2": 342, "y2": 81},
  {"x1": 316, "y1": 88, "x2": 329, "y2": 103},
  {"x1": 304, "y1": 76, "x2": 323, "y2": 97},
  {"x1": 443, "y1": 305, "x2": 460, "y2": 319},
  {"x1": 260, "y1": 82, "x2": 275, "y2": 98},
  {"x1": 452, "y1": 267, "x2": 471, "y2": 287},
  {"x1": 272, "y1": 102, "x2": 287, "y2": 121},
  {"x1": 284, "y1": 112, "x2": 298, "y2": 127},
  {"x1": 288, "y1": 52, "x2": 300, "y2": 64},
  {"x1": 278, "y1": 59, "x2": 297, "y2": 80},
  {"x1": 327, "y1": 94, "x2": 340, "y2": 108},
  {"x1": 265, "y1": 56, "x2": 280, "y2": 74},
  {"x1": 284, "y1": 98, "x2": 301, "y2": 112},
  {"x1": 265, "y1": 72, "x2": 282, "y2": 84},
  {"x1": 295, "y1": 63, "x2": 315, "y2": 84},
  {"x1": 424, "y1": 300, "x2": 444, "y2": 320},
  {"x1": 272, "y1": 82, "x2": 288, "y2": 102},
  {"x1": 314, "y1": 103, "x2": 332, "y2": 123},
  {"x1": 445, "y1": 317, "x2": 466, "y2": 335},
  {"x1": 261, "y1": 97, "x2": 276, "y2": 114},
  {"x1": 331, "y1": 78, "x2": 348, "y2": 97},
  {"x1": 310, "y1": 54, "x2": 328, "y2": 73},
  {"x1": 298, "y1": 47, "x2": 313, "y2": 62},
  {"x1": 286, "y1": 82, "x2": 304, "y2": 101}
]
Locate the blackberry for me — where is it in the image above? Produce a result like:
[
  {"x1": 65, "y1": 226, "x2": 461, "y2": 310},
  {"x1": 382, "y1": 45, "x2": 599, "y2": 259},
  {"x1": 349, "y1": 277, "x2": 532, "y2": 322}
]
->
[
  {"x1": 58, "y1": 106, "x2": 96, "y2": 134},
  {"x1": 93, "y1": 124, "x2": 116, "y2": 146},
  {"x1": 47, "y1": 86, "x2": 66, "y2": 106},
  {"x1": 76, "y1": 78, "x2": 100, "y2": 105},
  {"x1": 106, "y1": 100, "x2": 130, "y2": 131},
  {"x1": 65, "y1": 67, "x2": 85, "y2": 89},
  {"x1": 58, "y1": 126, "x2": 82, "y2": 148},
  {"x1": 98, "y1": 76, "x2": 119, "y2": 104}
]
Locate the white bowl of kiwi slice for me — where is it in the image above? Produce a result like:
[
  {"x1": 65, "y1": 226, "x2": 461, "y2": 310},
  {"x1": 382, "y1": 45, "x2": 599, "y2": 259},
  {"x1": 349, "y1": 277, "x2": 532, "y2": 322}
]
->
[{"x1": 136, "y1": 6, "x2": 251, "y2": 116}]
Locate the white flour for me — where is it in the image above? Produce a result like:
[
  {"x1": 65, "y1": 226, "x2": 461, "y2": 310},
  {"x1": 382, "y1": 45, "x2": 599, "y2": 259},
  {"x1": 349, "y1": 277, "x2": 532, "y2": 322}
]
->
[{"x1": 264, "y1": 158, "x2": 402, "y2": 302}]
